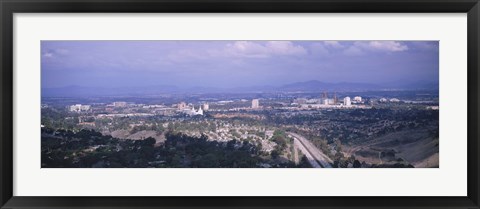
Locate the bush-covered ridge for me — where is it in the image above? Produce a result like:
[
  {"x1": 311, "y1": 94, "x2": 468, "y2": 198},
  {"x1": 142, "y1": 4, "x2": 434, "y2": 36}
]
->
[{"x1": 41, "y1": 128, "x2": 310, "y2": 168}]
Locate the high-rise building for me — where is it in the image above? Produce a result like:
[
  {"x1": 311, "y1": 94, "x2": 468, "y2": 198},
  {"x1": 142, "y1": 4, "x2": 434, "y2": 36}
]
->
[
  {"x1": 202, "y1": 103, "x2": 209, "y2": 111},
  {"x1": 252, "y1": 99, "x2": 260, "y2": 109},
  {"x1": 353, "y1": 96, "x2": 362, "y2": 102},
  {"x1": 344, "y1": 97, "x2": 351, "y2": 106}
]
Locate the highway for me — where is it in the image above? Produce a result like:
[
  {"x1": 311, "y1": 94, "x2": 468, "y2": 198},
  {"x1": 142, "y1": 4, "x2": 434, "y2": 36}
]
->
[
  {"x1": 293, "y1": 143, "x2": 300, "y2": 164},
  {"x1": 293, "y1": 139, "x2": 321, "y2": 168},
  {"x1": 289, "y1": 132, "x2": 333, "y2": 168}
]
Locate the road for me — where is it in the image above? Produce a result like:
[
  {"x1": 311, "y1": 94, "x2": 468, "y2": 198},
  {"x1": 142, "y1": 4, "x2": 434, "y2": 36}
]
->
[
  {"x1": 293, "y1": 144, "x2": 300, "y2": 164},
  {"x1": 293, "y1": 139, "x2": 321, "y2": 168},
  {"x1": 289, "y1": 132, "x2": 333, "y2": 168}
]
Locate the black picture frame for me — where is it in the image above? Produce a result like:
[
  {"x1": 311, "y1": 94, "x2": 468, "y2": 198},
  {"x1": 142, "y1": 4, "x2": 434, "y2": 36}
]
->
[{"x1": 1, "y1": 0, "x2": 479, "y2": 208}]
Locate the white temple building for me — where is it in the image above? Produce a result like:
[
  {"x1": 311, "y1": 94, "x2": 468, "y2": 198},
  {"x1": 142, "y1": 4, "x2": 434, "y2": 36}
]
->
[{"x1": 189, "y1": 105, "x2": 203, "y2": 116}]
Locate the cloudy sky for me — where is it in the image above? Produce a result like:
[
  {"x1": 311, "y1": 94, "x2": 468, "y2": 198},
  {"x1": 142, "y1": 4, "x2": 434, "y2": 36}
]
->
[{"x1": 41, "y1": 41, "x2": 439, "y2": 89}]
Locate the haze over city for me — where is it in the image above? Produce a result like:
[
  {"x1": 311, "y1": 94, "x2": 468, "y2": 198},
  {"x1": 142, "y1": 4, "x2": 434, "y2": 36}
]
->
[
  {"x1": 41, "y1": 40, "x2": 439, "y2": 168},
  {"x1": 42, "y1": 41, "x2": 439, "y2": 90}
]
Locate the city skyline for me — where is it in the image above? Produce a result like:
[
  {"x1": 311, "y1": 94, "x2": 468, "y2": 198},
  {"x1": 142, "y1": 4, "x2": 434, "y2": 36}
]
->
[
  {"x1": 41, "y1": 41, "x2": 439, "y2": 89},
  {"x1": 41, "y1": 40, "x2": 439, "y2": 168}
]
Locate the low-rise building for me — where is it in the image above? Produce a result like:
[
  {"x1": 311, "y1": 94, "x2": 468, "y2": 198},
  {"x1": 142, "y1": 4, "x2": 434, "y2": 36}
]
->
[
  {"x1": 390, "y1": 98, "x2": 401, "y2": 102},
  {"x1": 69, "y1": 104, "x2": 90, "y2": 112},
  {"x1": 113, "y1": 101, "x2": 127, "y2": 107}
]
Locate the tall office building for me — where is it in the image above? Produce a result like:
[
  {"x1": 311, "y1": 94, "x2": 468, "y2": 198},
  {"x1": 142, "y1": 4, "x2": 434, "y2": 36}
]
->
[
  {"x1": 344, "y1": 97, "x2": 352, "y2": 106},
  {"x1": 252, "y1": 99, "x2": 260, "y2": 109}
]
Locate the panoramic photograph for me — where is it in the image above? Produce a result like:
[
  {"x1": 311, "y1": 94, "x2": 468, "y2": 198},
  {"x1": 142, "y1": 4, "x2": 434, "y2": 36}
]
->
[{"x1": 41, "y1": 40, "x2": 439, "y2": 168}]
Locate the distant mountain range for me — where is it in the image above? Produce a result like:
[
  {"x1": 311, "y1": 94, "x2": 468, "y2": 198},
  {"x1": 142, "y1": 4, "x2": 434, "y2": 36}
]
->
[
  {"x1": 42, "y1": 80, "x2": 438, "y2": 97},
  {"x1": 279, "y1": 80, "x2": 381, "y2": 92}
]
